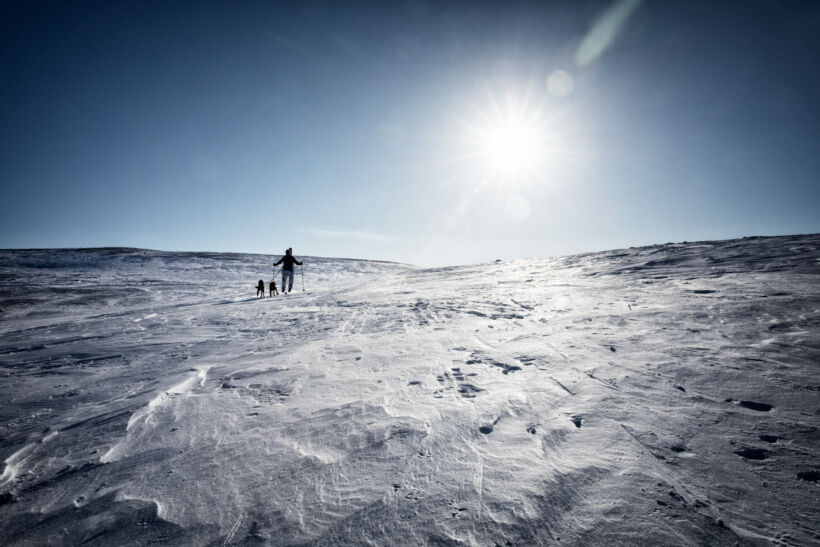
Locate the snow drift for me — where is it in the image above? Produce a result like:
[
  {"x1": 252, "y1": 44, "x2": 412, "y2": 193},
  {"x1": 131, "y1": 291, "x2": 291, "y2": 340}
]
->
[{"x1": 0, "y1": 236, "x2": 818, "y2": 545}]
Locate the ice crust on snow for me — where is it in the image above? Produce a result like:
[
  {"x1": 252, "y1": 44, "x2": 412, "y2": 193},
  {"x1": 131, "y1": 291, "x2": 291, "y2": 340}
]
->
[{"x1": 0, "y1": 236, "x2": 819, "y2": 545}]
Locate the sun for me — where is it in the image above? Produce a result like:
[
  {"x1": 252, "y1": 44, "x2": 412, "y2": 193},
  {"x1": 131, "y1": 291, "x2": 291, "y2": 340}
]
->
[
  {"x1": 462, "y1": 97, "x2": 552, "y2": 183},
  {"x1": 482, "y1": 115, "x2": 541, "y2": 176},
  {"x1": 455, "y1": 84, "x2": 583, "y2": 187}
]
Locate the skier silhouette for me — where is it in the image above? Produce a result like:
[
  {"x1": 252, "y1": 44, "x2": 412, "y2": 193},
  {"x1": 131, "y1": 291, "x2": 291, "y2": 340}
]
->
[{"x1": 273, "y1": 248, "x2": 302, "y2": 293}]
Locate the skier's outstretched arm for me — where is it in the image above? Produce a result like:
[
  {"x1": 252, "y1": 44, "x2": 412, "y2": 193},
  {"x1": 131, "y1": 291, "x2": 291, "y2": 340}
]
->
[{"x1": 273, "y1": 257, "x2": 284, "y2": 266}]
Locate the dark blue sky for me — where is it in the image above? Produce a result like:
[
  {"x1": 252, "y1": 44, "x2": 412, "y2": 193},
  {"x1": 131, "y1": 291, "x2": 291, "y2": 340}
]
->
[{"x1": 2, "y1": 1, "x2": 819, "y2": 264}]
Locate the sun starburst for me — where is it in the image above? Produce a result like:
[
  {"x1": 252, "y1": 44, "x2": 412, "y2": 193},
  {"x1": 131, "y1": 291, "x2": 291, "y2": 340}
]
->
[{"x1": 458, "y1": 88, "x2": 561, "y2": 185}]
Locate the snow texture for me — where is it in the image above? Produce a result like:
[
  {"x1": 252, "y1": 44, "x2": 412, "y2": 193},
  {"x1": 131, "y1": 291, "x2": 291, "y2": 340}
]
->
[{"x1": 1, "y1": 236, "x2": 819, "y2": 545}]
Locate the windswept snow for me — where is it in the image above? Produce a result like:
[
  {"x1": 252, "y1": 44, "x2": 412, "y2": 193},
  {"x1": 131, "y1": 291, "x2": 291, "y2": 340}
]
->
[{"x1": 0, "y1": 237, "x2": 818, "y2": 545}]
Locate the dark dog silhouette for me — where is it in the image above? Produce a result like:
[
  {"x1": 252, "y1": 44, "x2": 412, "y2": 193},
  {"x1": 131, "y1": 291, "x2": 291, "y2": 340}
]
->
[
  {"x1": 269, "y1": 280, "x2": 279, "y2": 296},
  {"x1": 256, "y1": 280, "x2": 265, "y2": 297}
]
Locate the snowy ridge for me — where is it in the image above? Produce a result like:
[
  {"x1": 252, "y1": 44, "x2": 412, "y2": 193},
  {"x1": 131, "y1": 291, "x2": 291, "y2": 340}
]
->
[
  {"x1": 101, "y1": 367, "x2": 210, "y2": 464},
  {"x1": 0, "y1": 235, "x2": 818, "y2": 545}
]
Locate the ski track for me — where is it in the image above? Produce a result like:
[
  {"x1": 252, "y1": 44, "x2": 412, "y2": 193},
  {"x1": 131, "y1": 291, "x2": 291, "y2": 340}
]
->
[{"x1": 0, "y1": 238, "x2": 819, "y2": 545}]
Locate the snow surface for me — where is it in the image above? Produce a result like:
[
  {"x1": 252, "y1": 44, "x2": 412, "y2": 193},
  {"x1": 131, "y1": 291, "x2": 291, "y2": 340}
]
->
[{"x1": 0, "y1": 237, "x2": 818, "y2": 545}]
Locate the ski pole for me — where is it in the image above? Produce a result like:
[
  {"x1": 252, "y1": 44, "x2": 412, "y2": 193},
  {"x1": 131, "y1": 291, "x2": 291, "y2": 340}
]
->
[{"x1": 270, "y1": 265, "x2": 281, "y2": 293}]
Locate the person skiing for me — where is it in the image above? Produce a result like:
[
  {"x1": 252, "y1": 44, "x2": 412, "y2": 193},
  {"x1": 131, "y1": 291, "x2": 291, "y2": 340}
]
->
[{"x1": 273, "y1": 248, "x2": 302, "y2": 294}]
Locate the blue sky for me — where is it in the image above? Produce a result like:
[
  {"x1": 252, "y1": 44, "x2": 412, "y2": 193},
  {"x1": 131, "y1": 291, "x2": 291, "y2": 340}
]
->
[{"x1": 2, "y1": 1, "x2": 819, "y2": 265}]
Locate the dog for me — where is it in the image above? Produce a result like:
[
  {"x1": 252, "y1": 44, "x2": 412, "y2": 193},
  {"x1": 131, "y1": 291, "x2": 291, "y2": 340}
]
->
[
  {"x1": 256, "y1": 280, "x2": 265, "y2": 297},
  {"x1": 269, "y1": 280, "x2": 279, "y2": 296}
]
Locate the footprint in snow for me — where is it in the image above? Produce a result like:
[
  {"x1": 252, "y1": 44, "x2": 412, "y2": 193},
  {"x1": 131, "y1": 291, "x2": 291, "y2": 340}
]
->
[
  {"x1": 434, "y1": 372, "x2": 483, "y2": 398},
  {"x1": 725, "y1": 399, "x2": 773, "y2": 412},
  {"x1": 797, "y1": 470, "x2": 819, "y2": 482},
  {"x1": 465, "y1": 353, "x2": 521, "y2": 374},
  {"x1": 479, "y1": 417, "x2": 501, "y2": 434},
  {"x1": 734, "y1": 447, "x2": 768, "y2": 460},
  {"x1": 493, "y1": 362, "x2": 521, "y2": 374},
  {"x1": 739, "y1": 400, "x2": 773, "y2": 411},
  {"x1": 458, "y1": 384, "x2": 483, "y2": 398}
]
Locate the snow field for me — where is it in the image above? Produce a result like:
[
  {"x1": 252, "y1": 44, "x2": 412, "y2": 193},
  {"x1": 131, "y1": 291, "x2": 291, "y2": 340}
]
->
[{"x1": 1, "y1": 237, "x2": 818, "y2": 545}]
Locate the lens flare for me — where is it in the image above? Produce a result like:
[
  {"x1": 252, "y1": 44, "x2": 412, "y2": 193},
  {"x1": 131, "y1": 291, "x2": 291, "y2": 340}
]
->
[{"x1": 547, "y1": 70, "x2": 574, "y2": 98}]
